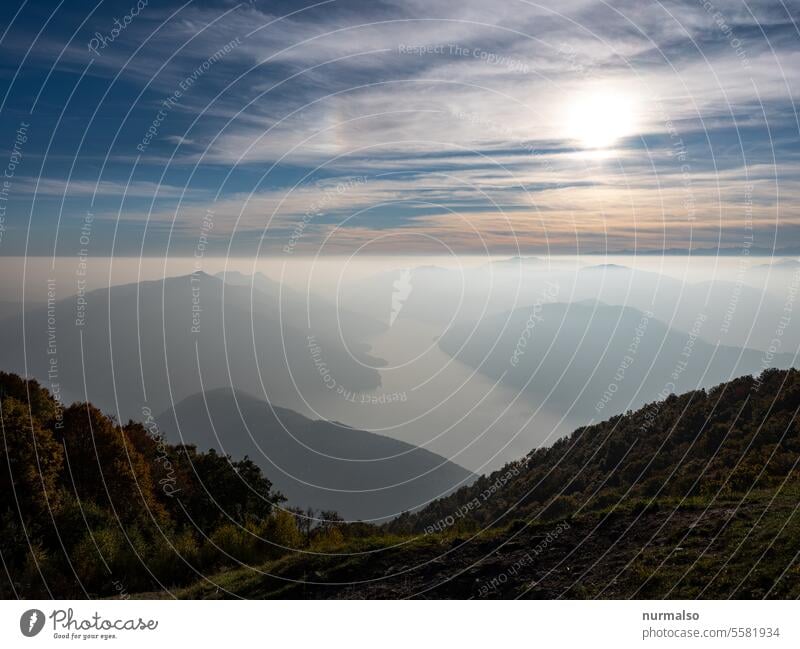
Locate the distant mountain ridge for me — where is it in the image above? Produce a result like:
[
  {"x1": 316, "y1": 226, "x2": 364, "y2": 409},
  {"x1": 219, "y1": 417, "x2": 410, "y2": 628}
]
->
[
  {"x1": 158, "y1": 387, "x2": 475, "y2": 521},
  {"x1": 438, "y1": 300, "x2": 796, "y2": 420},
  {"x1": 605, "y1": 246, "x2": 800, "y2": 256},
  {"x1": 0, "y1": 272, "x2": 383, "y2": 420}
]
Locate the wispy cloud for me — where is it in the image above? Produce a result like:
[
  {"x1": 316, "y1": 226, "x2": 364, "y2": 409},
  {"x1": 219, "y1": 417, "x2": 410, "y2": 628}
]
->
[{"x1": 1, "y1": 0, "x2": 798, "y2": 254}]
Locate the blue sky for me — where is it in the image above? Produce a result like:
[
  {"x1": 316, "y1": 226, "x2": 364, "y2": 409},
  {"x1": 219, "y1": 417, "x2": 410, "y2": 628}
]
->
[{"x1": 0, "y1": 0, "x2": 798, "y2": 257}]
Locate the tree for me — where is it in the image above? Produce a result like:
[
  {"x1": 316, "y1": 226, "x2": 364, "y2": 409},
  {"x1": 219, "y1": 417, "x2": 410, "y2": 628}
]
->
[
  {"x1": 170, "y1": 446, "x2": 284, "y2": 530},
  {"x1": 288, "y1": 506, "x2": 316, "y2": 546},
  {"x1": 0, "y1": 396, "x2": 63, "y2": 522},
  {"x1": 262, "y1": 508, "x2": 302, "y2": 553},
  {"x1": 59, "y1": 404, "x2": 165, "y2": 523}
]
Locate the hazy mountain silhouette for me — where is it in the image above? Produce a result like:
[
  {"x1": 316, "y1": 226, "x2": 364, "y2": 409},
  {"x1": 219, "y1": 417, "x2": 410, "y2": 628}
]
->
[
  {"x1": 753, "y1": 258, "x2": 800, "y2": 269},
  {"x1": 341, "y1": 260, "x2": 800, "y2": 353},
  {"x1": 215, "y1": 270, "x2": 386, "y2": 343},
  {"x1": 0, "y1": 273, "x2": 383, "y2": 420},
  {"x1": 438, "y1": 301, "x2": 795, "y2": 420},
  {"x1": 158, "y1": 387, "x2": 475, "y2": 521},
  {"x1": 566, "y1": 264, "x2": 798, "y2": 352}
]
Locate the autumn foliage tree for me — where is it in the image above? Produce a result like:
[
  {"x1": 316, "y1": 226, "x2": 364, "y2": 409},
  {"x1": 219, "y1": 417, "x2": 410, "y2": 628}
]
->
[{"x1": 0, "y1": 372, "x2": 301, "y2": 597}]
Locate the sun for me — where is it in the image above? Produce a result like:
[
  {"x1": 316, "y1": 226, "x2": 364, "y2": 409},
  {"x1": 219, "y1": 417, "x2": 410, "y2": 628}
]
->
[{"x1": 564, "y1": 90, "x2": 638, "y2": 150}]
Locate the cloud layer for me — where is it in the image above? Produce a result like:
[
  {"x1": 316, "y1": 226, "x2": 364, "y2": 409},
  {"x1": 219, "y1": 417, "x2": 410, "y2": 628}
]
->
[{"x1": 1, "y1": 0, "x2": 798, "y2": 255}]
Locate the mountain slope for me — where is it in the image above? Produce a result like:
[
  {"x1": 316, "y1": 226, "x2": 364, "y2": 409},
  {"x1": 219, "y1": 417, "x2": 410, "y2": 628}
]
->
[
  {"x1": 163, "y1": 368, "x2": 800, "y2": 599},
  {"x1": 0, "y1": 273, "x2": 383, "y2": 421},
  {"x1": 438, "y1": 301, "x2": 796, "y2": 420},
  {"x1": 215, "y1": 270, "x2": 386, "y2": 342},
  {"x1": 399, "y1": 367, "x2": 800, "y2": 532},
  {"x1": 157, "y1": 388, "x2": 475, "y2": 521}
]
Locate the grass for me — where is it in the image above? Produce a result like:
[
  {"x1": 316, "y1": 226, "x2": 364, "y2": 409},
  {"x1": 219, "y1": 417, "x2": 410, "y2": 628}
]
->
[{"x1": 129, "y1": 484, "x2": 800, "y2": 599}]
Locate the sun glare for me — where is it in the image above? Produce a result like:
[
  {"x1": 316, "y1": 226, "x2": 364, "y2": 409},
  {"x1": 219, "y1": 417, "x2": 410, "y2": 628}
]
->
[{"x1": 565, "y1": 90, "x2": 638, "y2": 150}]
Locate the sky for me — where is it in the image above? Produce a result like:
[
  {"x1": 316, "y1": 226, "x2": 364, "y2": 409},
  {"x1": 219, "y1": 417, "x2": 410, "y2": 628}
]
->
[{"x1": 0, "y1": 0, "x2": 798, "y2": 258}]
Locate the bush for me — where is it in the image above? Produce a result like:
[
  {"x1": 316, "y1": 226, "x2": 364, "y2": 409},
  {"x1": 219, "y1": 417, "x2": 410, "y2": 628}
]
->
[
  {"x1": 203, "y1": 522, "x2": 260, "y2": 567},
  {"x1": 262, "y1": 509, "x2": 303, "y2": 556}
]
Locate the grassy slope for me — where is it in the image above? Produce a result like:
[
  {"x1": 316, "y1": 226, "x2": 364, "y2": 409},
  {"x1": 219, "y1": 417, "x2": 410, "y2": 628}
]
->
[{"x1": 147, "y1": 486, "x2": 799, "y2": 599}]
